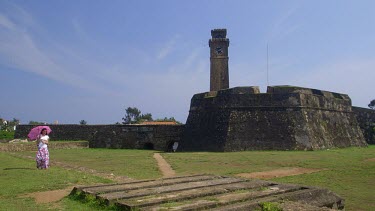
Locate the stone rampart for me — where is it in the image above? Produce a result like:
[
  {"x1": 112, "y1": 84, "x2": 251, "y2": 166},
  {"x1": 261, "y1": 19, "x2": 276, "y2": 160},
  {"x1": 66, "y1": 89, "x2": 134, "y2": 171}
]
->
[
  {"x1": 14, "y1": 124, "x2": 103, "y2": 140},
  {"x1": 0, "y1": 141, "x2": 88, "y2": 152},
  {"x1": 353, "y1": 106, "x2": 375, "y2": 144},
  {"x1": 180, "y1": 86, "x2": 367, "y2": 151},
  {"x1": 14, "y1": 124, "x2": 184, "y2": 151},
  {"x1": 89, "y1": 124, "x2": 184, "y2": 151}
]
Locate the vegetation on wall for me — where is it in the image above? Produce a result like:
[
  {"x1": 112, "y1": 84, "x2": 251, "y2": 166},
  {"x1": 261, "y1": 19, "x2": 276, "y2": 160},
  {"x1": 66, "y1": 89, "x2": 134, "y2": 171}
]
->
[
  {"x1": 0, "y1": 118, "x2": 19, "y2": 132},
  {"x1": 369, "y1": 99, "x2": 375, "y2": 109},
  {"x1": 0, "y1": 117, "x2": 18, "y2": 140},
  {"x1": 154, "y1": 117, "x2": 182, "y2": 124},
  {"x1": 79, "y1": 120, "x2": 87, "y2": 125},
  {"x1": 122, "y1": 107, "x2": 180, "y2": 124},
  {"x1": 28, "y1": 120, "x2": 46, "y2": 125}
]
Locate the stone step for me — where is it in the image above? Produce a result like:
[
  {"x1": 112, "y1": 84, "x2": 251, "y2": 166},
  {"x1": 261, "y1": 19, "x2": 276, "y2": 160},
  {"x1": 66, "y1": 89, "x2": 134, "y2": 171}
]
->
[
  {"x1": 70, "y1": 175, "x2": 344, "y2": 210},
  {"x1": 99, "y1": 177, "x2": 244, "y2": 202},
  {"x1": 140, "y1": 184, "x2": 302, "y2": 211},
  {"x1": 73, "y1": 174, "x2": 220, "y2": 195},
  {"x1": 209, "y1": 187, "x2": 344, "y2": 211},
  {"x1": 116, "y1": 180, "x2": 272, "y2": 209}
]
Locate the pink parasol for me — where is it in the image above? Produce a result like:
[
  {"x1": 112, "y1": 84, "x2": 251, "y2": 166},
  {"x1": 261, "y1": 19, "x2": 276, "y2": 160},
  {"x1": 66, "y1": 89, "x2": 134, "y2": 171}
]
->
[{"x1": 27, "y1": 126, "x2": 52, "y2": 141}]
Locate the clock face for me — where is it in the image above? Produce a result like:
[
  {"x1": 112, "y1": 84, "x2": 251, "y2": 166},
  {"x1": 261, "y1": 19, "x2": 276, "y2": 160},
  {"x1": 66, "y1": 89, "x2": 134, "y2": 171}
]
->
[{"x1": 215, "y1": 47, "x2": 223, "y2": 55}]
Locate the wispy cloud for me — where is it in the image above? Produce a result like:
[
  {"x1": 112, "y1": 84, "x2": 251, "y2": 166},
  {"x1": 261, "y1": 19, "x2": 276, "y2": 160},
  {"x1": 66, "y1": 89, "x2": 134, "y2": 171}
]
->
[
  {"x1": 0, "y1": 5, "x2": 113, "y2": 94},
  {"x1": 156, "y1": 35, "x2": 180, "y2": 60},
  {"x1": 71, "y1": 19, "x2": 97, "y2": 45},
  {"x1": 266, "y1": 4, "x2": 301, "y2": 43},
  {"x1": 0, "y1": 14, "x2": 15, "y2": 30}
]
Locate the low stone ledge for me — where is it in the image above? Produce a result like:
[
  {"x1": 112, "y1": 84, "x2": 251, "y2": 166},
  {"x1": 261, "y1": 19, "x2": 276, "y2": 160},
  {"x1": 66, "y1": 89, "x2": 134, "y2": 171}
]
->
[{"x1": 0, "y1": 141, "x2": 88, "y2": 152}]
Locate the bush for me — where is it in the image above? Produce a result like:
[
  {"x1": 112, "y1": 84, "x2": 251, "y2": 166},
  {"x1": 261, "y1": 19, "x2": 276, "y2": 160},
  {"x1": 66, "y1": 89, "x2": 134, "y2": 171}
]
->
[{"x1": 0, "y1": 131, "x2": 14, "y2": 140}]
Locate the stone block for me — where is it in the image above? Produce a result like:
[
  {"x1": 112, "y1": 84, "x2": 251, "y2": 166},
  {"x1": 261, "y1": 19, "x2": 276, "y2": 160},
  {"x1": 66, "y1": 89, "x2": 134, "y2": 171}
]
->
[{"x1": 71, "y1": 175, "x2": 344, "y2": 210}]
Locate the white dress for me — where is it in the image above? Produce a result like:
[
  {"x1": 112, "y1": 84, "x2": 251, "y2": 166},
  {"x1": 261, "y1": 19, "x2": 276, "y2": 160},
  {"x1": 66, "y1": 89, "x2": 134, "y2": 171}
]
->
[{"x1": 36, "y1": 135, "x2": 50, "y2": 169}]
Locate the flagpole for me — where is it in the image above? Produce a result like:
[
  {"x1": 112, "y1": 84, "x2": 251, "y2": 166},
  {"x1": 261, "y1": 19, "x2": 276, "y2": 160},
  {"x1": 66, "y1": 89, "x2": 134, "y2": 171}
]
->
[{"x1": 267, "y1": 42, "x2": 269, "y2": 86}]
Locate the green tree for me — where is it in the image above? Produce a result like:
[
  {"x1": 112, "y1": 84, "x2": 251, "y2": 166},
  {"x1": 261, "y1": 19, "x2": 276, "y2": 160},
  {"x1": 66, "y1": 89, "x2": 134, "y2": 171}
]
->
[
  {"x1": 11, "y1": 118, "x2": 20, "y2": 125},
  {"x1": 0, "y1": 118, "x2": 5, "y2": 131},
  {"x1": 0, "y1": 118, "x2": 20, "y2": 132},
  {"x1": 122, "y1": 107, "x2": 141, "y2": 124},
  {"x1": 29, "y1": 121, "x2": 45, "y2": 125},
  {"x1": 154, "y1": 117, "x2": 182, "y2": 124},
  {"x1": 122, "y1": 107, "x2": 154, "y2": 124},
  {"x1": 138, "y1": 113, "x2": 153, "y2": 123},
  {"x1": 79, "y1": 120, "x2": 87, "y2": 125},
  {"x1": 369, "y1": 99, "x2": 375, "y2": 109}
]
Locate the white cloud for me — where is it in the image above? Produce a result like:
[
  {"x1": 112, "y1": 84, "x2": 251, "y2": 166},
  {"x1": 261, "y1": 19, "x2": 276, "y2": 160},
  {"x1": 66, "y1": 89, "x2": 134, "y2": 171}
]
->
[
  {"x1": 266, "y1": 4, "x2": 301, "y2": 43},
  {"x1": 0, "y1": 9, "x2": 115, "y2": 94},
  {"x1": 71, "y1": 19, "x2": 96, "y2": 45},
  {"x1": 0, "y1": 14, "x2": 15, "y2": 30},
  {"x1": 156, "y1": 35, "x2": 180, "y2": 60}
]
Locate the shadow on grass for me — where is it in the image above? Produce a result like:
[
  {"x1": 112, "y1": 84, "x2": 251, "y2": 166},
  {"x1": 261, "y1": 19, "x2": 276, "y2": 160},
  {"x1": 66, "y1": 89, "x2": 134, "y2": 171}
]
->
[{"x1": 3, "y1": 167, "x2": 35, "y2": 170}]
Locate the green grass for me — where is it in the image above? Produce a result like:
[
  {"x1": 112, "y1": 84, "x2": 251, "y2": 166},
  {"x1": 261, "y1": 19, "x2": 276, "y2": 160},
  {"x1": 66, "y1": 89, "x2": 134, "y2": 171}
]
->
[
  {"x1": 18, "y1": 148, "x2": 162, "y2": 179},
  {"x1": 259, "y1": 202, "x2": 282, "y2": 211},
  {"x1": 66, "y1": 190, "x2": 120, "y2": 210},
  {"x1": 0, "y1": 152, "x2": 113, "y2": 210},
  {"x1": 4, "y1": 146, "x2": 375, "y2": 210},
  {"x1": 161, "y1": 146, "x2": 375, "y2": 211}
]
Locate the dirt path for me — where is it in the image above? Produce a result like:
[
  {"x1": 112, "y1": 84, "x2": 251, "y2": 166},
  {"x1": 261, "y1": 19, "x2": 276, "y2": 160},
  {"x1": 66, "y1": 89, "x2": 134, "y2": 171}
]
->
[
  {"x1": 153, "y1": 153, "x2": 176, "y2": 177},
  {"x1": 20, "y1": 187, "x2": 73, "y2": 204},
  {"x1": 236, "y1": 167, "x2": 324, "y2": 179}
]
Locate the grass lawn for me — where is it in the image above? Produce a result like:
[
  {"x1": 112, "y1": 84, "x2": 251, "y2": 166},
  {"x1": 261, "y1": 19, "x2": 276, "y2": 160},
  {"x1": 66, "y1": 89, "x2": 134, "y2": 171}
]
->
[
  {"x1": 162, "y1": 146, "x2": 375, "y2": 211},
  {"x1": 0, "y1": 152, "x2": 113, "y2": 210},
  {"x1": 4, "y1": 145, "x2": 375, "y2": 210},
  {"x1": 19, "y1": 148, "x2": 161, "y2": 180}
]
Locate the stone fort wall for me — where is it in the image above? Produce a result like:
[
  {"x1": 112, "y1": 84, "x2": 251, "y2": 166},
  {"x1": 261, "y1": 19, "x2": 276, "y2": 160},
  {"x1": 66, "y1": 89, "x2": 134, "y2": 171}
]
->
[
  {"x1": 352, "y1": 106, "x2": 375, "y2": 144},
  {"x1": 13, "y1": 86, "x2": 373, "y2": 151},
  {"x1": 14, "y1": 124, "x2": 184, "y2": 151},
  {"x1": 180, "y1": 86, "x2": 367, "y2": 151},
  {"x1": 15, "y1": 124, "x2": 102, "y2": 140}
]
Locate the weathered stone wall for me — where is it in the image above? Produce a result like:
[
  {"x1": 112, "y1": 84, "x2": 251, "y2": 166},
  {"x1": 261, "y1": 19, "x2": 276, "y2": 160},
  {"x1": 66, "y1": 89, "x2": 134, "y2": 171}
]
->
[
  {"x1": 0, "y1": 141, "x2": 88, "y2": 152},
  {"x1": 14, "y1": 124, "x2": 184, "y2": 151},
  {"x1": 89, "y1": 125, "x2": 184, "y2": 151},
  {"x1": 180, "y1": 86, "x2": 367, "y2": 151},
  {"x1": 14, "y1": 124, "x2": 102, "y2": 140},
  {"x1": 353, "y1": 106, "x2": 375, "y2": 144}
]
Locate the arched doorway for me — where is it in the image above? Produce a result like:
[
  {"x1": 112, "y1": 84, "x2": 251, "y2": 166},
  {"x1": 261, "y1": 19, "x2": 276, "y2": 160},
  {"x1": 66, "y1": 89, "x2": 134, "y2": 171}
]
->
[
  {"x1": 166, "y1": 141, "x2": 174, "y2": 152},
  {"x1": 143, "y1": 142, "x2": 154, "y2": 150}
]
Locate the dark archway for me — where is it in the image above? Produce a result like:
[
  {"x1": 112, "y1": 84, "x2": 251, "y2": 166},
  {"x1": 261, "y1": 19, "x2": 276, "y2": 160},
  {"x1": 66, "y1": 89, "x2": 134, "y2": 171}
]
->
[
  {"x1": 166, "y1": 141, "x2": 175, "y2": 152},
  {"x1": 143, "y1": 142, "x2": 154, "y2": 150}
]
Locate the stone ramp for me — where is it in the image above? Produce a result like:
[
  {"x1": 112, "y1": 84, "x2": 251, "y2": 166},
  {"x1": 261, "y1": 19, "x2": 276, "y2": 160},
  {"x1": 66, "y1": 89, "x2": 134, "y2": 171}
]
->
[{"x1": 70, "y1": 174, "x2": 344, "y2": 210}]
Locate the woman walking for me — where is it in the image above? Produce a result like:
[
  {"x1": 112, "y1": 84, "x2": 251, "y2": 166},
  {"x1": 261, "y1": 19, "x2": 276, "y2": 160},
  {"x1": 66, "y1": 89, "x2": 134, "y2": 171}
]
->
[{"x1": 36, "y1": 128, "x2": 49, "y2": 169}]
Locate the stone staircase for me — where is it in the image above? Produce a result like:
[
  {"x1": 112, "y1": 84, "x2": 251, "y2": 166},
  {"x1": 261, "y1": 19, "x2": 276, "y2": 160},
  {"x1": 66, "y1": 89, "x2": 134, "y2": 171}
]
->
[{"x1": 71, "y1": 174, "x2": 344, "y2": 210}]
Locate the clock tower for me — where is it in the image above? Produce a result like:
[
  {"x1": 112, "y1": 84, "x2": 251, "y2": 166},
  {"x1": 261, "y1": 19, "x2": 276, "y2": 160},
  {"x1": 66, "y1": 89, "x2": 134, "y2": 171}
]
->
[{"x1": 209, "y1": 29, "x2": 229, "y2": 91}]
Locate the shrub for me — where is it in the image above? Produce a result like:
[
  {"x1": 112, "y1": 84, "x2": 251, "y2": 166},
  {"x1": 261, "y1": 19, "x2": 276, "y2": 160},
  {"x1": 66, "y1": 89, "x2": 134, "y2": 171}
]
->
[{"x1": 0, "y1": 131, "x2": 14, "y2": 140}]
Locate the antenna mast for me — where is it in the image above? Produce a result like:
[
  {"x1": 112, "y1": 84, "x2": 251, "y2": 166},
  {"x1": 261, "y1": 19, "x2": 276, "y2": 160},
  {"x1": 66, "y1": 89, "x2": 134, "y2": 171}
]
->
[{"x1": 267, "y1": 42, "x2": 269, "y2": 86}]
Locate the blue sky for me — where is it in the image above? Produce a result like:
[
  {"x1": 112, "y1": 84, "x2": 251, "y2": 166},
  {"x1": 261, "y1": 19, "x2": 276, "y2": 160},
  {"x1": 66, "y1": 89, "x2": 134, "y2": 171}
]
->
[{"x1": 0, "y1": 0, "x2": 374, "y2": 124}]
